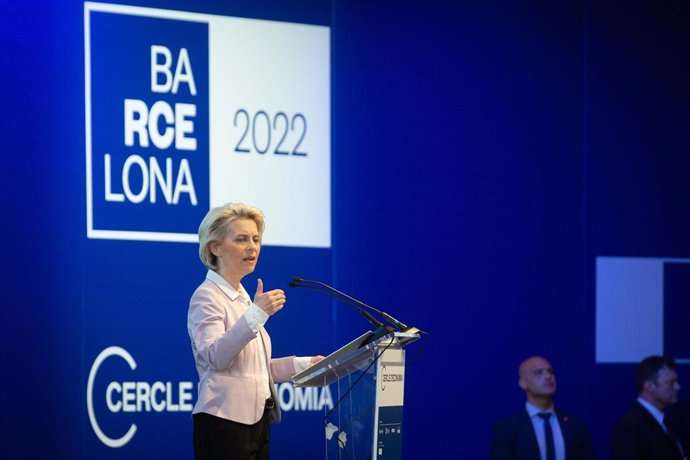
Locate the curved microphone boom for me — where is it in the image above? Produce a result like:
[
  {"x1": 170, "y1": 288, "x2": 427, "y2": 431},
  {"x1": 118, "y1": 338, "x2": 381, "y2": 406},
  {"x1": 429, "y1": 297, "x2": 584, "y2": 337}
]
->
[
  {"x1": 290, "y1": 278, "x2": 387, "y2": 329},
  {"x1": 289, "y1": 277, "x2": 410, "y2": 332}
]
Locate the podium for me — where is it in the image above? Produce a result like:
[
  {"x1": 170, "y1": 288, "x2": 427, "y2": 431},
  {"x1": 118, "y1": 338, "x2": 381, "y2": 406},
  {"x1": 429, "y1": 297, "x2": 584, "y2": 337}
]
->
[{"x1": 291, "y1": 329, "x2": 420, "y2": 459}]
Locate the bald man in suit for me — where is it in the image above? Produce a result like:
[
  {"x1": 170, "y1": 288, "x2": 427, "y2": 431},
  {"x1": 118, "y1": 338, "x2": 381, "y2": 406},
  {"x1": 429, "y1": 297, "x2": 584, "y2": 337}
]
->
[{"x1": 491, "y1": 356, "x2": 595, "y2": 460}]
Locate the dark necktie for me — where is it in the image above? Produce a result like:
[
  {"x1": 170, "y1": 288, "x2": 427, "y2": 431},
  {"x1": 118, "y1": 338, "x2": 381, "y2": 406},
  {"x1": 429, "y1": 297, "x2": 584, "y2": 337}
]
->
[
  {"x1": 538, "y1": 412, "x2": 556, "y2": 460},
  {"x1": 663, "y1": 416, "x2": 686, "y2": 458}
]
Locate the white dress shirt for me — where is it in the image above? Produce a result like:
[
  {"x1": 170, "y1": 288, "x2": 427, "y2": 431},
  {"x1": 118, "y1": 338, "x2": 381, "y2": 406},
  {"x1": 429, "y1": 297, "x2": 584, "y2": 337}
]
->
[{"x1": 526, "y1": 401, "x2": 566, "y2": 460}]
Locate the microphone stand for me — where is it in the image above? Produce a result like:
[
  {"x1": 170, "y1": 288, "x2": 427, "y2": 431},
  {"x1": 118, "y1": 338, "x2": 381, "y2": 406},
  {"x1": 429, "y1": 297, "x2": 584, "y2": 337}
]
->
[
  {"x1": 289, "y1": 280, "x2": 394, "y2": 345},
  {"x1": 290, "y1": 277, "x2": 415, "y2": 334}
]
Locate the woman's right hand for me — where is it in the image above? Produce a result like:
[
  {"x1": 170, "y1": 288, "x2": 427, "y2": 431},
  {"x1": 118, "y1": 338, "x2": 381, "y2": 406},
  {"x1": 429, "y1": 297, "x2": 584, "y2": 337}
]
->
[{"x1": 253, "y1": 278, "x2": 286, "y2": 316}]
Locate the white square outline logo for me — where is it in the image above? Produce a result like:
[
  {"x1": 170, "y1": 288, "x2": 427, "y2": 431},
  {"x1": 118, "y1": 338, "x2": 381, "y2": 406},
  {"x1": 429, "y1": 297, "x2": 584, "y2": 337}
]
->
[{"x1": 85, "y1": 2, "x2": 208, "y2": 243}]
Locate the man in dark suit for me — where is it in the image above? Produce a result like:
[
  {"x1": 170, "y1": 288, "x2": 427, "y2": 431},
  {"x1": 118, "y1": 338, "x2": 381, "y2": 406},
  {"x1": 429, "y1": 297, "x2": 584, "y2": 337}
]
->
[
  {"x1": 611, "y1": 355, "x2": 686, "y2": 460},
  {"x1": 491, "y1": 356, "x2": 595, "y2": 460}
]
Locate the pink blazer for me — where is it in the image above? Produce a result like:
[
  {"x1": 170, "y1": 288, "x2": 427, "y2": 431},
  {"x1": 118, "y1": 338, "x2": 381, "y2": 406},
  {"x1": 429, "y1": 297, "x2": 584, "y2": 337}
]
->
[{"x1": 188, "y1": 278, "x2": 295, "y2": 424}]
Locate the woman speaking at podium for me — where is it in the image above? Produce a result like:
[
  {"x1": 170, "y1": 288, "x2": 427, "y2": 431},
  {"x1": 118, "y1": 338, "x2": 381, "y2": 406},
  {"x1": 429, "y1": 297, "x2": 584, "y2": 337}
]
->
[{"x1": 188, "y1": 202, "x2": 322, "y2": 460}]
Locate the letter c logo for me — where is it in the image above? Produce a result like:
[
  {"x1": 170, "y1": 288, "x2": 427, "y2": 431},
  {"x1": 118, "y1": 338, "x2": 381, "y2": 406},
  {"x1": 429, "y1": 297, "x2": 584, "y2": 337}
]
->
[{"x1": 86, "y1": 346, "x2": 138, "y2": 448}]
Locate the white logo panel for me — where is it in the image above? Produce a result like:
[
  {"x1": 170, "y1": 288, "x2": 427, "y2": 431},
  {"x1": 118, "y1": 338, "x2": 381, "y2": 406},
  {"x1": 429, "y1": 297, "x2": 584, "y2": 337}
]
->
[
  {"x1": 208, "y1": 18, "x2": 330, "y2": 248},
  {"x1": 596, "y1": 256, "x2": 690, "y2": 363}
]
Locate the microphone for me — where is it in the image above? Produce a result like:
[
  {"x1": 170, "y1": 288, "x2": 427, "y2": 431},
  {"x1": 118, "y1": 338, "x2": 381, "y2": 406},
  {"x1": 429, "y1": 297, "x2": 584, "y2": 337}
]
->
[
  {"x1": 289, "y1": 277, "x2": 304, "y2": 288},
  {"x1": 289, "y1": 277, "x2": 410, "y2": 332},
  {"x1": 290, "y1": 277, "x2": 387, "y2": 329}
]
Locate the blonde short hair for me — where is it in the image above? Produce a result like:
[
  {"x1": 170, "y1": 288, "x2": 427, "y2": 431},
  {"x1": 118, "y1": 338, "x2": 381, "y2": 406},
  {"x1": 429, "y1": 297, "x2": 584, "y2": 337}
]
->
[{"x1": 197, "y1": 203, "x2": 265, "y2": 271}]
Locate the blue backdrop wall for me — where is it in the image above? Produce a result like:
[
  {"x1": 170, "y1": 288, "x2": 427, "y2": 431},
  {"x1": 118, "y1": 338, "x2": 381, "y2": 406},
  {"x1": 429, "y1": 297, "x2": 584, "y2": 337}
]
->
[{"x1": 1, "y1": 1, "x2": 688, "y2": 459}]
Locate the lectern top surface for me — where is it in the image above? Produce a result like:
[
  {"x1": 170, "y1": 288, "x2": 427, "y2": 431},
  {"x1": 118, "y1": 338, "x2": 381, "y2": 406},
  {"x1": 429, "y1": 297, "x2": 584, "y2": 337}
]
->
[{"x1": 291, "y1": 331, "x2": 373, "y2": 383}]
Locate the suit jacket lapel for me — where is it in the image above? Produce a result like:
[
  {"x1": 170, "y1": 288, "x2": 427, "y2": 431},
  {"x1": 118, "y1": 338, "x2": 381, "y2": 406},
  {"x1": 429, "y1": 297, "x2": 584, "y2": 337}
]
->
[
  {"x1": 522, "y1": 409, "x2": 542, "y2": 459},
  {"x1": 635, "y1": 402, "x2": 685, "y2": 456},
  {"x1": 558, "y1": 412, "x2": 572, "y2": 457}
]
